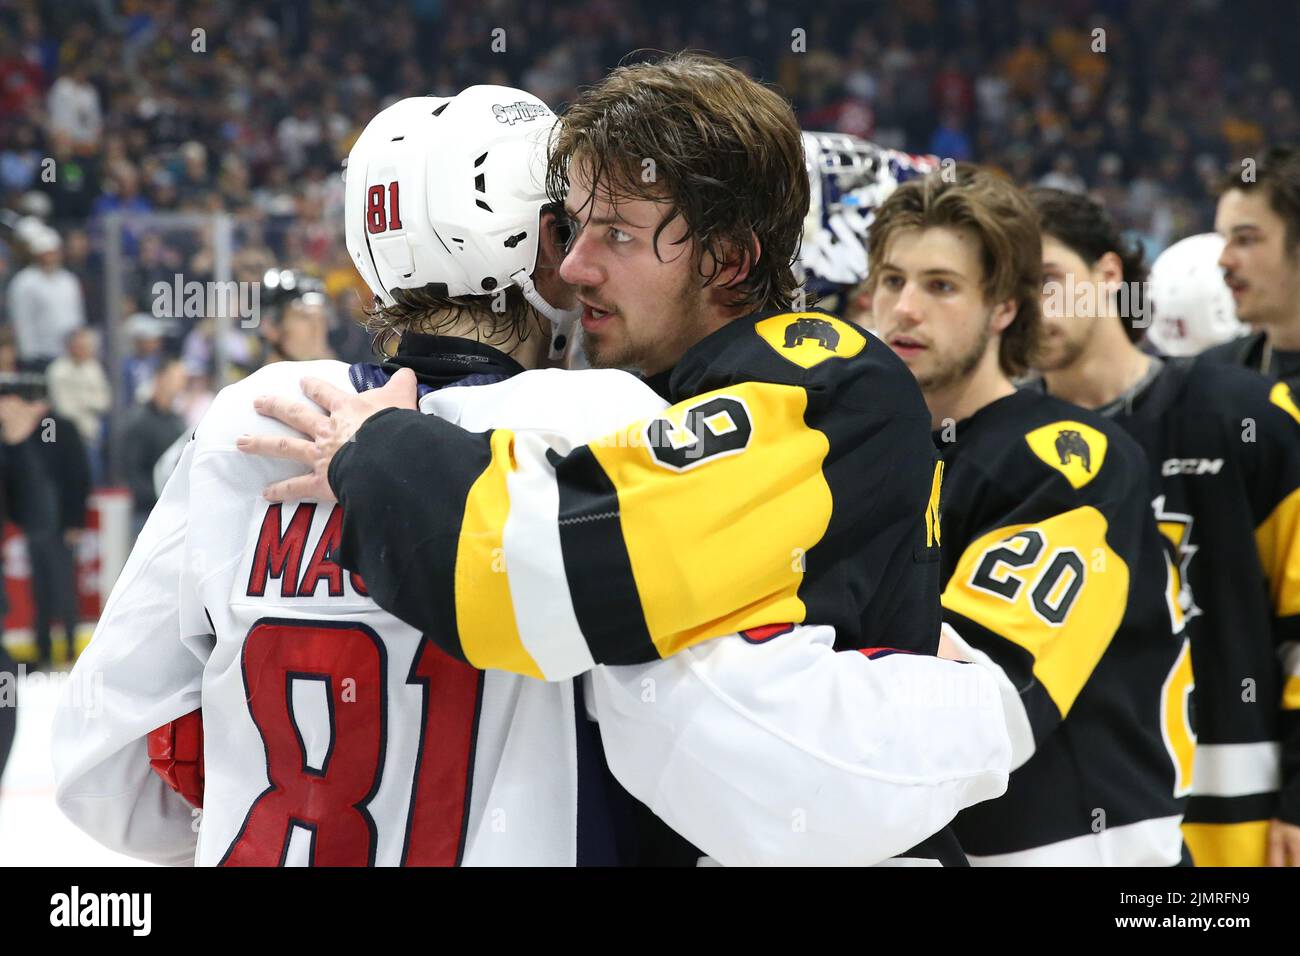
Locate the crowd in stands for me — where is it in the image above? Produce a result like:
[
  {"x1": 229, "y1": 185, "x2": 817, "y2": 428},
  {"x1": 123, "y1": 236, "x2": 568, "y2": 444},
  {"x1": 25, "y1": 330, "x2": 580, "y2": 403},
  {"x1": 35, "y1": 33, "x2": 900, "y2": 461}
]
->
[{"x1": 0, "y1": 0, "x2": 1294, "y2": 493}]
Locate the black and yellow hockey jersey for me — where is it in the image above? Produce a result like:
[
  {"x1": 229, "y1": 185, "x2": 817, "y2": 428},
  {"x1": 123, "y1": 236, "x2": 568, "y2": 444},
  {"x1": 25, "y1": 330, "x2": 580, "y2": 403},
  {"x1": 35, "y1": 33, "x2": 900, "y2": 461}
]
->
[
  {"x1": 938, "y1": 389, "x2": 1190, "y2": 864},
  {"x1": 1082, "y1": 356, "x2": 1300, "y2": 865},
  {"x1": 1202, "y1": 331, "x2": 1300, "y2": 394},
  {"x1": 329, "y1": 310, "x2": 944, "y2": 679}
]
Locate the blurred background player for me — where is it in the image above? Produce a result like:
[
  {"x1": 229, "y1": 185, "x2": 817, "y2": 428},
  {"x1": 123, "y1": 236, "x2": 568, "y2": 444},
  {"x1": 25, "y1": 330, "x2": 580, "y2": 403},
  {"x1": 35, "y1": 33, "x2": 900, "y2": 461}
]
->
[
  {"x1": 1145, "y1": 233, "x2": 1245, "y2": 357},
  {"x1": 868, "y1": 164, "x2": 1190, "y2": 865},
  {"x1": 1028, "y1": 187, "x2": 1300, "y2": 867},
  {"x1": 255, "y1": 270, "x2": 337, "y2": 366},
  {"x1": 1203, "y1": 147, "x2": 1300, "y2": 389}
]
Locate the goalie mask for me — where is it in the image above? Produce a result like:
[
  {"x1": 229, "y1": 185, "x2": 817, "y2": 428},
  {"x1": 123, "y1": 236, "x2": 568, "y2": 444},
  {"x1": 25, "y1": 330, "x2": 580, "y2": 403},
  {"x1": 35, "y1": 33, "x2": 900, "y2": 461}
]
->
[
  {"x1": 797, "y1": 132, "x2": 940, "y2": 313},
  {"x1": 344, "y1": 86, "x2": 577, "y2": 355}
]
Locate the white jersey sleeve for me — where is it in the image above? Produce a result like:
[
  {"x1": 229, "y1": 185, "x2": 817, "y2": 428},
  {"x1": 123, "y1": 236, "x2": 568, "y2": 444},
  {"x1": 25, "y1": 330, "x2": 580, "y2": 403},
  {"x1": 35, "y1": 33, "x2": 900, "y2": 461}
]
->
[
  {"x1": 588, "y1": 626, "x2": 1012, "y2": 866},
  {"x1": 51, "y1": 436, "x2": 205, "y2": 865},
  {"x1": 53, "y1": 360, "x2": 354, "y2": 865}
]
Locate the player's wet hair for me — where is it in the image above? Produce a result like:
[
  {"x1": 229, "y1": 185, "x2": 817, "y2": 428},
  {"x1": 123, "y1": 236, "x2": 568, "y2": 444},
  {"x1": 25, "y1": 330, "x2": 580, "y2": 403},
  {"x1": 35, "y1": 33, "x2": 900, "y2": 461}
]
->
[
  {"x1": 866, "y1": 163, "x2": 1043, "y2": 377},
  {"x1": 362, "y1": 208, "x2": 571, "y2": 355},
  {"x1": 545, "y1": 51, "x2": 809, "y2": 313},
  {"x1": 1028, "y1": 187, "x2": 1149, "y2": 343},
  {"x1": 1216, "y1": 145, "x2": 1300, "y2": 253},
  {"x1": 363, "y1": 283, "x2": 536, "y2": 357}
]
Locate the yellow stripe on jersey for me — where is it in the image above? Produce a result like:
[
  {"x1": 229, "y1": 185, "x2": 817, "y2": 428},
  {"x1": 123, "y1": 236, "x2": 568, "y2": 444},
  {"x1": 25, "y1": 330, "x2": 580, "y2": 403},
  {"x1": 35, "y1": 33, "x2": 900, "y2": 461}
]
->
[
  {"x1": 1270, "y1": 381, "x2": 1300, "y2": 426},
  {"x1": 1284, "y1": 676, "x2": 1300, "y2": 711},
  {"x1": 941, "y1": 506, "x2": 1128, "y2": 718},
  {"x1": 455, "y1": 429, "x2": 542, "y2": 678},
  {"x1": 925, "y1": 460, "x2": 944, "y2": 548},
  {"x1": 1255, "y1": 485, "x2": 1300, "y2": 618},
  {"x1": 1182, "y1": 820, "x2": 1271, "y2": 867},
  {"x1": 590, "y1": 381, "x2": 832, "y2": 659},
  {"x1": 1161, "y1": 638, "x2": 1196, "y2": 798}
]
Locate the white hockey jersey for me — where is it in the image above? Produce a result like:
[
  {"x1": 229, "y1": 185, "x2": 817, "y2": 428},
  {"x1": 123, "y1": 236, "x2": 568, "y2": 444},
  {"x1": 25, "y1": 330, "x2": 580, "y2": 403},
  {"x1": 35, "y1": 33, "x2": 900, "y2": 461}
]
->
[{"x1": 53, "y1": 358, "x2": 1010, "y2": 866}]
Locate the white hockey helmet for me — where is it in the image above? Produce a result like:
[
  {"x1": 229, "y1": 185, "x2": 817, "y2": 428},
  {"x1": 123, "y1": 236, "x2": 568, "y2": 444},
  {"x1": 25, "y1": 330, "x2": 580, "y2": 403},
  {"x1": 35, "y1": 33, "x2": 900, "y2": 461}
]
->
[
  {"x1": 344, "y1": 86, "x2": 572, "y2": 332},
  {"x1": 1146, "y1": 233, "x2": 1246, "y2": 356}
]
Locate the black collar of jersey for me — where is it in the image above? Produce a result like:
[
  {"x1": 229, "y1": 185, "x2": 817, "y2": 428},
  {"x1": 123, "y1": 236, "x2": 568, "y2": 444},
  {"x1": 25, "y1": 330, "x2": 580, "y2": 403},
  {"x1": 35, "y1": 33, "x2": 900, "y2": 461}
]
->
[
  {"x1": 1022, "y1": 355, "x2": 1167, "y2": 420},
  {"x1": 931, "y1": 389, "x2": 1036, "y2": 447},
  {"x1": 1218, "y1": 330, "x2": 1300, "y2": 379},
  {"x1": 649, "y1": 308, "x2": 809, "y2": 403},
  {"x1": 382, "y1": 333, "x2": 527, "y2": 390}
]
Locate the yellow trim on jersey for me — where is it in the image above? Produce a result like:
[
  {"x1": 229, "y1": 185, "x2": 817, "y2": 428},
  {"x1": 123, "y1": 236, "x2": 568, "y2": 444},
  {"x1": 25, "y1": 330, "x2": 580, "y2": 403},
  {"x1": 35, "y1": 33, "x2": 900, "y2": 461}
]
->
[
  {"x1": 1284, "y1": 675, "x2": 1300, "y2": 711},
  {"x1": 1023, "y1": 421, "x2": 1109, "y2": 490},
  {"x1": 754, "y1": 312, "x2": 867, "y2": 369},
  {"x1": 1255, "y1": 485, "x2": 1300, "y2": 618},
  {"x1": 1182, "y1": 820, "x2": 1271, "y2": 867},
  {"x1": 1270, "y1": 381, "x2": 1300, "y2": 426},
  {"x1": 455, "y1": 429, "x2": 542, "y2": 679},
  {"x1": 1161, "y1": 638, "x2": 1196, "y2": 798},
  {"x1": 941, "y1": 506, "x2": 1128, "y2": 718},
  {"x1": 590, "y1": 381, "x2": 832, "y2": 658},
  {"x1": 925, "y1": 460, "x2": 944, "y2": 548}
]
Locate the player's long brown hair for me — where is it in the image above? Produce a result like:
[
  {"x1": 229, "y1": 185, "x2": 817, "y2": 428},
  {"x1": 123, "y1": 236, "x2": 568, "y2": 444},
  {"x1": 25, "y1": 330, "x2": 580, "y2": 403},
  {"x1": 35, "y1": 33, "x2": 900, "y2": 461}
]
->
[
  {"x1": 545, "y1": 52, "x2": 809, "y2": 314},
  {"x1": 866, "y1": 163, "x2": 1043, "y2": 377}
]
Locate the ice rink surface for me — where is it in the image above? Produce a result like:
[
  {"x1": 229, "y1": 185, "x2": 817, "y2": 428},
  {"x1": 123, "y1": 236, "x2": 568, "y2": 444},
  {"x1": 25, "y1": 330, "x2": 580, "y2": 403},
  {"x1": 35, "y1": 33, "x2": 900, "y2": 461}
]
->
[{"x1": 0, "y1": 670, "x2": 155, "y2": 866}]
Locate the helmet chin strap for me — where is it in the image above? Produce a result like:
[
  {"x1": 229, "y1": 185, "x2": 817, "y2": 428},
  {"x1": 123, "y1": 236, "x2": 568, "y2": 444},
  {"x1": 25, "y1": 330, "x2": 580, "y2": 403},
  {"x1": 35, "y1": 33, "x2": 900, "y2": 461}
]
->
[{"x1": 512, "y1": 268, "x2": 581, "y2": 361}]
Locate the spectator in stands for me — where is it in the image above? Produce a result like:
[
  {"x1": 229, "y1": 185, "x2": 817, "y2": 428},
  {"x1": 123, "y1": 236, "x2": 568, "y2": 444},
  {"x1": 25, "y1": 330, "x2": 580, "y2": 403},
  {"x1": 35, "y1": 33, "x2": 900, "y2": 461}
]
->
[
  {"x1": 5, "y1": 225, "x2": 85, "y2": 370},
  {"x1": 46, "y1": 327, "x2": 110, "y2": 483},
  {"x1": 46, "y1": 61, "x2": 102, "y2": 150},
  {"x1": 122, "y1": 312, "x2": 169, "y2": 403},
  {"x1": 0, "y1": 122, "x2": 44, "y2": 195},
  {"x1": 123, "y1": 357, "x2": 187, "y2": 539}
]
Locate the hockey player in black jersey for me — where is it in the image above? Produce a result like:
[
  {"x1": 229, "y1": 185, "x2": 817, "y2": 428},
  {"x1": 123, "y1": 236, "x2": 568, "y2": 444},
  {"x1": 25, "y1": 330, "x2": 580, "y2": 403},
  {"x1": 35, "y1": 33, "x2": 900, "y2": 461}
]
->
[
  {"x1": 867, "y1": 164, "x2": 1190, "y2": 865},
  {"x1": 1202, "y1": 147, "x2": 1300, "y2": 390},
  {"x1": 1029, "y1": 186, "x2": 1300, "y2": 867}
]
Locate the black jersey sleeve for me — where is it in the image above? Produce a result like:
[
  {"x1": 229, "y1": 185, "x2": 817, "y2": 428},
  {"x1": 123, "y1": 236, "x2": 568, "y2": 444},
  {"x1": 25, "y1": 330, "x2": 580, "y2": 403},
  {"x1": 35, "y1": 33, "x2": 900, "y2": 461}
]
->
[{"x1": 329, "y1": 311, "x2": 942, "y2": 679}]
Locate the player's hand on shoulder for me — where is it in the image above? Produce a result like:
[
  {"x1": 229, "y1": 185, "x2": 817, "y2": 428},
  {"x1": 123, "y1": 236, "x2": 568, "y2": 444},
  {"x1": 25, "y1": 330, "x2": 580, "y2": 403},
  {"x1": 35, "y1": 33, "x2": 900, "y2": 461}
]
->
[
  {"x1": 1268, "y1": 818, "x2": 1300, "y2": 867},
  {"x1": 237, "y1": 367, "x2": 418, "y2": 503}
]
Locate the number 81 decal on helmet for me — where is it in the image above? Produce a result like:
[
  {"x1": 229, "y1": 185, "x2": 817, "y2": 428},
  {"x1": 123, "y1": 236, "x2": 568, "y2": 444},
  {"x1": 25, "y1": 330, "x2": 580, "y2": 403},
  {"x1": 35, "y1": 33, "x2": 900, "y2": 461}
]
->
[{"x1": 646, "y1": 395, "x2": 753, "y2": 472}]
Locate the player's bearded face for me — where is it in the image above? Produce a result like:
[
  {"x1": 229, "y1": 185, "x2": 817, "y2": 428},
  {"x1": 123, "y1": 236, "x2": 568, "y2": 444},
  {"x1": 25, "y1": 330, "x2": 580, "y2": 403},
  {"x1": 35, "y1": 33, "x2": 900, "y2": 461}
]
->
[
  {"x1": 1035, "y1": 236, "x2": 1102, "y2": 373},
  {"x1": 559, "y1": 158, "x2": 715, "y2": 375},
  {"x1": 1215, "y1": 188, "x2": 1300, "y2": 327},
  {"x1": 872, "y1": 226, "x2": 1002, "y2": 393}
]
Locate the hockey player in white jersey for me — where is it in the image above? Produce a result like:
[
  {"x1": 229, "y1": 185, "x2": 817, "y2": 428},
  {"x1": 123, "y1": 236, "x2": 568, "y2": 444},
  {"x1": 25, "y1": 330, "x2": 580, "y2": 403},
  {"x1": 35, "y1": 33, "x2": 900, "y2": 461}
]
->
[{"x1": 53, "y1": 87, "x2": 1009, "y2": 866}]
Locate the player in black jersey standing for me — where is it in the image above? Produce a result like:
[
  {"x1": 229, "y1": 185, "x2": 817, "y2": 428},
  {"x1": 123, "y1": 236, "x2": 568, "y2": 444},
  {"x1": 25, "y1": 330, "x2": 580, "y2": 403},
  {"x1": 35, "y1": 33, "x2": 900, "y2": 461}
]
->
[
  {"x1": 1029, "y1": 187, "x2": 1300, "y2": 867},
  {"x1": 868, "y1": 165, "x2": 1189, "y2": 865},
  {"x1": 1202, "y1": 147, "x2": 1300, "y2": 390}
]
